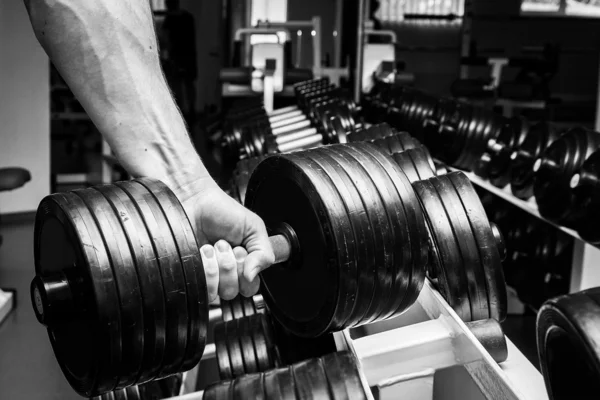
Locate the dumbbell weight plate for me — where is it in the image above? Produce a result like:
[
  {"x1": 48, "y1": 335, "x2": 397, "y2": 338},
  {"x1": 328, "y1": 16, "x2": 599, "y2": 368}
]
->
[
  {"x1": 34, "y1": 193, "x2": 122, "y2": 395},
  {"x1": 94, "y1": 183, "x2": 167, "y2": 383},
  {"x1": 214, "y1": 321, "x2": 233, "y2": 380},
  {"x1": 225, "y1": 318, "x2": 246, "y2": 378},
  {"x1": 391, "y1": 148, "x2": 436, "y2": 183},
  {"x1": 286, "y1": 154, "x2": 357, "y2": 329},
  {"x1": 233, "y1": 374, "x2": 266, "y2": 400},
  {"x1": 537, "y1": 289, "x2": 600, "y2": 400},
  {"x1": 251, "y1": 313, "x2": 276, "y2": 372},
  {"x1": 245, "y1": 156, "x2": 344, "y2": 337},
  {"x1": 357, "y1": 142, "x2": 428, "y2": 317},
  {"x1": 108, "y1": 182, "x2": 188, "y2": 376},
  {"x1": 73, "y1": 188, "x2": 145, "y2": 388},
  {"x1": 432, "y1": 177, "x2": 490, "y2": 321},
  {"x1": 448, "y1": 172, "x2": 507, "y2": 322},
  {"x1": 137, "y1": 179, "x2": 208, "y2": 371},
  {"x1": 322, "y1": 351, "x2": 367, "y2": 400},
  {"x1": 338, "y1": 145, "x2": 409, "y2": 321},
  {"x1": 571, "y1": 151, "x2": 600, "y2": 243},
  {"x1": 203, "y1": 379, "x2": 234, "y2": 400},
  {"x1": 307, "y1": 150, "x2": 376, "y2": 328},
  {"x1": 323, "y1": 147, "x2": 392, "y2": 325},
  {"x1": 413, "y1": 178, "x2": 472, "y2": 321},
  {"x1": 263, "y1": 368, "x2": 295, "y2": 400},
  {"x1": 291, "y1": 358, "x2": 331, "y2": 399},
  {"x1": 236, "y1": 316, "x2": 259, "y2": 374}
]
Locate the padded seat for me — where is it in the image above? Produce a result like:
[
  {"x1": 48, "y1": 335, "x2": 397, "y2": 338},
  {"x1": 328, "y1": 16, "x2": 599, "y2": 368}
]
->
[{"x1": 0, "y1": 168, "x2": 31, "y2": 192}]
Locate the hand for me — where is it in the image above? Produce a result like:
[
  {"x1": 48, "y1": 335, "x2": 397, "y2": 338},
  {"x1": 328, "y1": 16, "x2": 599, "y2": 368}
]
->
[{"x1": 175, "y1": 179, "x2": 274, "y2": 302}]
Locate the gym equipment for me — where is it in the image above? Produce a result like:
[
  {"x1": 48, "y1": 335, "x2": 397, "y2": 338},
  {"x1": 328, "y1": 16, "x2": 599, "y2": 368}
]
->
[
  {"x1": 203, "y1": 351, "x2": 367, "y2": 400},
  {"x1": 533, "y1": 127, "x2": 600, "y2": 227},
  {"x1": 537, "y1": 287, "x2": 600, "y2": 400},
  {"x1": 91, "y1": 374, "x2": 183, "y2": 400},
  {"x1": 475, "y1": 116, "x2": 531, "y2": 187},
  {"x1": 509, "y1": 121, "x2": 562, "y2": 200},
  {"x1": 570, "y1": 150, "x2": 600, "y2": 243}
]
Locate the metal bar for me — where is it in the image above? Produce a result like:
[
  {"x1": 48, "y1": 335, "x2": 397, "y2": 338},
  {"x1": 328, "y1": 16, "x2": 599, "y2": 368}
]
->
[
  {"x1": 334, "y1": 0, "x2": 344, "y2": 68},
  {"x1": 270, "y1": 113, "x2": 306, "y2": 128},
  {"x1": 278, "y1": 133, "x2": 322, "y2": 152},
  {"x1": 312, "y1": 16, "x2": 322, "y2": 76},
  {"x1": 354, "y1": 0, "x2": 367, "y2": 103},
  {"x1": 272, "y1": 119, "x2": 311, "y2": 135}
]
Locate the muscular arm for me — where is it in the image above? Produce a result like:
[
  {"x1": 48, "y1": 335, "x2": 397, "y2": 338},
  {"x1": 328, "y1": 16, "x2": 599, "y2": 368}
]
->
[{"x1": 25, "y1": 0, "x2": 208, "y2": 198}]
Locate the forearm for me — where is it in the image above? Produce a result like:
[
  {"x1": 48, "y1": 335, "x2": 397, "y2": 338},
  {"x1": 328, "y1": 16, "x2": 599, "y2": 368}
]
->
[{"x1": 25, "y1": 0, "x2": 212, "y2": 196}]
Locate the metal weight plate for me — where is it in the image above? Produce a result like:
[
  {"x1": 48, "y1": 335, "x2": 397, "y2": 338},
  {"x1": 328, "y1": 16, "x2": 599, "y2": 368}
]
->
[
  {"x1": 259, "y1": 312, "x2": 282, "y2": 368},
  {"x1": 323, "y1": 146, "x2": 391, "y2": 326},
  {"x1": 244, "y1": 155, "x2": 341, "y2": 337},
  {"x1": 308, "y1": 149, "x2": 375, "y2": 328},
  {"x1": 448, "y1": 172, "x2": 507, "y2": 322},
  {"x1": 214, "y1": 321, "x2": 233, "y2": 380},
  {"x1": 221, "y1": 301, "x2": 234, "y2": 322},
  {"x1": 135, "y1": 179, "x2": 208, "y2": 371},
  {"x1": 322, "y1": 351, "x2": 367, "y2": 400},
  {"x1": 291, "y1": 358, "x2": 330, "y2": 399},
  {"x1": 125, "y1": 385, "x2": 141, "y2": 400},
  {"x1": 233, "y1": 373, "x2": 266, "y2": 400},
  {"x1": 413, "y1": 178, "x2": 472, "y2": 321},
  {"x1": 34, "y1": 192, "x2": 122, "y2": 396},
  {"x1": 537, "y1": 289, "x2": 600, "y2": 400},
  {"x1": 431, "y1": 177, "x2": 490, "y2": 321},
  {"x1": 294, "y1": 152, "x2": 358, "y2": 329},
  {"x1": 241, "y1": 295, "x2": 256, "y2": 317},
  {"x1": 236, "y1": 316, "x2": 259, "y2": 374},
  {"x1": 106, "y1": 182, "x2": 183, "y2": 378},
  {"x1": 337, "y1": 145, "x2": 408, "y2": 322},
  {"x1": 231, "y1": 297, "x2": 246, "y2": 320},
  {"x1": 264, "y1": 367, "x2": 294, "y2": 400},
  {"x1": 251, "y1": 313, "x2": 275, "y2": 372},
  {"x1": 356, "y1": 142, "x2": 428, "y2": 318},
  {"x1": 320, "y1": 352, "x2": 349, "y2": 400},
  {"x1": 391, "y1": 148, "x2": 436, "y2": 183},
  {"x1": 225, "y1": 318, "x2": 246, "y2": 378},
  {"x1": 371, "y1": 137, "x2": 393, "y2": 153},
  {"x1": 284, "y1": 152, "x2": 355, "y2": 330},
  {"x1": 73, "y1": 188, "x2": 145, "y2": 388},
  {"x1": 203, "y1": 379, "x2": 235, "y2": 400}
]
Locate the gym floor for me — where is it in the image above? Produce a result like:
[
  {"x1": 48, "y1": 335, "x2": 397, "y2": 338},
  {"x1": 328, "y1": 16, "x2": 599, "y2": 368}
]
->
[{"x1": 0, "y1": 213, "x2": 540, "y2": 399}]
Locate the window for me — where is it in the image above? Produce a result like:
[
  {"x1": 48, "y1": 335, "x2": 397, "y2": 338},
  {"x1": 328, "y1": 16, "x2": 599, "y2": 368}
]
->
[
  {"x1": 377, "y1": 0, "x2": 465, "y2": 21},
  {"x1": 521, "y1": 0, "x2": 600, "y2": 17}
]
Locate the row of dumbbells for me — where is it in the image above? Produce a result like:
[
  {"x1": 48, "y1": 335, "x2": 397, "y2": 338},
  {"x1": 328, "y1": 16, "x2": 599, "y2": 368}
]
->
[
  {"x1": 364, "y1": 84, "x2": 600, "y2": 244},
  {"x1": 220, "y1": 79, "x2": 361, "y2": 163}
]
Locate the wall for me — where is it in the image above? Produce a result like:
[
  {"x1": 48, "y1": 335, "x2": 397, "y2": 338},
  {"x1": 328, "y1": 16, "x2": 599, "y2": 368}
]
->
[{"x1": 0, "y1": 0, "x2": 50, "y2": 215}]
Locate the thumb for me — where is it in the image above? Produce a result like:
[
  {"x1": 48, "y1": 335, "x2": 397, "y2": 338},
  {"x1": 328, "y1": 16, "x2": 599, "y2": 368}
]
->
[
  {"x1": 244, "y1": 250, "x2": 273, "y2": 283},
  {"x1": 242, "y1": 214, "x2": 275, "y2": 282}
]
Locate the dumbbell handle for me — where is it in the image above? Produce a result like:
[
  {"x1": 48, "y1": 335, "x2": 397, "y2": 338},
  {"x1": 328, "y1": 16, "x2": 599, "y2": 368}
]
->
[{"x1": 270, "y1": 234, "x2": 292, "y2": 264}]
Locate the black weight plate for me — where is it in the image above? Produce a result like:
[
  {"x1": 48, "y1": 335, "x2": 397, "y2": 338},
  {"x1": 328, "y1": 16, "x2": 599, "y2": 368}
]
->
[
  {"x1": 356, "y1": 142, "x2": 428, "y2": 318},
  {"x1": 125, "y1": 385, "x2": 141, "y2": 400},
  {"x1": 413, "y1": 178, "x2": 472, "y2": 321},
  {"x1": 203, "y1": 379, "x2": 235, "y2": 400},
  {"x1": 221, "y1": 301, "x2": 234, "y2": 322},
  {"x1": 105, "y1": 182, "x2": 181, "y2": 378},
  {"x1": 251, "y1": 314, "x2": 274, "y2": 372},
  {"x1": 382, "y1": 134, "x2": 405, "y2": 154},
  {"x1": 277, "y1": 366, "x2": 298, "y2": 400},
  {"x1": 35, "y1": 193, "x2": 122, "y2": 396},
  {"x1": 537, "y1": 290, "x2": 600, "y2": 400},
  {"x1": 233, "y1": 373, "x2": 266, "y2": 400},
  {"x1": 231, "y1": 297, "x2": 245, "y2": 320},
  {"x1": 225, "y1": 318, "x2": 246, "y2": 378},
  {"x1": 242, "y1": 296, "x2": 256, "y2": 317},
  {"x1": 431, "y1": 177, "x2": 490, "y2": 321},
  {"x1": 337, "y1": 145, "x2": 406, "y2": 322},
  {"x1": 308, "y1": 149, "x2": 375, "y2": 328},
  {"x1": 244, "y1": 155, "x2": 340, "y2": 337},
  {"x1": 320, "y1": 352, "x2": 349, "y2": 400},
  {"x1": 291, "y1": 358, "x2": 330, "y2": 399},
  {"x1": 322, "y1": 351, "x2": 366, "y2": 400},
  {"x1": 135, "y1": 178, "x2": 208, "y2": 371},
  {"x1": 214, "y1": 321, "x2": 233, "y2": 380},
  {"x1": 323, "y1": 146, "x2": 390, "y2": 326},
  {"x1": 391, "y1": 148, "x2": 435, "y2": 183},
  {"x1": 113, "y1": 388, "x2": 127, "y2": 400},
  {"x1": 260, "y1": 313, "x2": 281, "y2": 368},
  {"x1": 448, "y1": 172, "x2": 507, "y2": 322},
  {"x1": 289, "y1": 153, "x2": 357, "y2": 329},
  {"x1": 236, "y1": 317, "x2": 259, "y2": 374},
  {"x1": 371, "y1": 137, "x2": 393, "y2": 153},
  {"x1": 73, "y1": 188, "x2": 145, "y2": 388}
]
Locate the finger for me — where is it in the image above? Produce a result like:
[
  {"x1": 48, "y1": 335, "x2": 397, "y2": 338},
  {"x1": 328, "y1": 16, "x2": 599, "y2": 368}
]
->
[
  {"x1": 234, "y1": 246, "x2": 260, "y2": 297},
  {"x1": 243, "y1": 215, "x2": 276, "y2": 283},
  {"x1": 215, "y1": 240, "x2": 239, "y2": 300},
  {"x1": 200, "y1": 245, "x2": 219, "y2": 303}
]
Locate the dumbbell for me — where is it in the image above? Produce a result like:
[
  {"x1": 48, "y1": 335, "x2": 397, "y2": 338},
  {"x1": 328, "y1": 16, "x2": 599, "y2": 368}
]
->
[
  {"x1": 533, "y1": 127, "x2": 600, "y2": 227},
  {"x1": 537, "y1": 287, "x2": 600, "y2": 400},
  {"x1": 31, "y1": 143, "x2": 503, "y2": 397},
  {"x1": 203, "y1": 351, "x2": 367, "y2": 400},
  {"x1": 91, "y1": 373, "x2": 182, "y2": 400},
  {"x1": 474, "y1": 116, "x2": 531, "y2": 187},
  {"x1": 509, "y1": 121, "x2": 563, "y2": 200},
  {"x1": 570, "y1": 149, "x2": 600, "y2": 243}
]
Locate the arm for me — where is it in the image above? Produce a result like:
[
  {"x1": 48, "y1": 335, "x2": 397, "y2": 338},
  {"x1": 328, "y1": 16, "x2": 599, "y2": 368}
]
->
[{"x1": 25, "y1": 0, "x2": 274, "y2": 300}]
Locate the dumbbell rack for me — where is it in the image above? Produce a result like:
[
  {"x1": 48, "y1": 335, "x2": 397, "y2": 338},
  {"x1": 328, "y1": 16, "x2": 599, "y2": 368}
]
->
[
  {"x1": 445, "y1": 164, "x2": 600, "y2": 299},
  {"x1": 167, "y1": 281, "x2": 546, "y2": 400}
]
